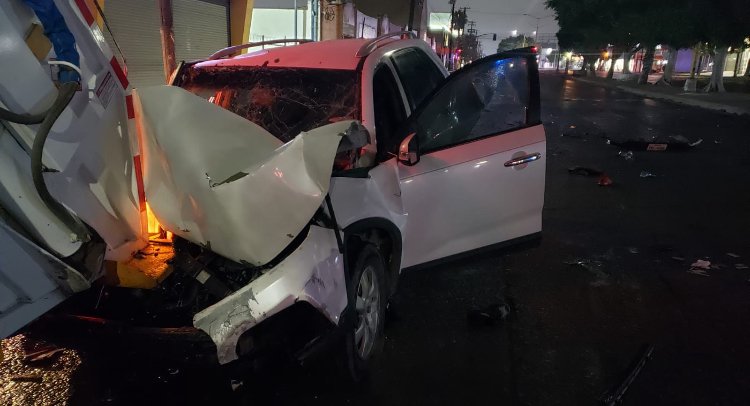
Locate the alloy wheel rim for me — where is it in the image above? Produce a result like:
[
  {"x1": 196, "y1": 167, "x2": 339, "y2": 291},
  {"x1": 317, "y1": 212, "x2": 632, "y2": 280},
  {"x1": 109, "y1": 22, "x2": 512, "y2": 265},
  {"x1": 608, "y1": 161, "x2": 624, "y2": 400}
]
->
[{"x1": 354, "y1": 264, "x2": 380, "y2": 360}]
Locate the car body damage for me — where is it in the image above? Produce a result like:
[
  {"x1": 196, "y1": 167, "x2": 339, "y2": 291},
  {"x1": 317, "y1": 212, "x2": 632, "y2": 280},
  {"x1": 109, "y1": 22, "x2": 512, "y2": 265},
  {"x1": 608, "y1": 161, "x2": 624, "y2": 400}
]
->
[
  {"x1": 132, "y1": 85, "x2": 368, "y2": 363},
  {"x1": 192, "y1": 225, "x2": 346, "y2": 364},
  {"x1": 133, "y1": 85, "x2": 362, "y2": 267}
]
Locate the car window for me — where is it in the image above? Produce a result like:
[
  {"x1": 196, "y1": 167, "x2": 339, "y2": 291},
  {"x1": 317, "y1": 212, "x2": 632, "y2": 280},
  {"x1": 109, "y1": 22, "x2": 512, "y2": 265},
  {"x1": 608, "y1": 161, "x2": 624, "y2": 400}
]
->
[
  {"x1": 372, "y1": 65, "x2": 407, "y2": 162},
  {"x1": 390, "y1": 48, "x2": 445, "y2": 110},
  {"x1": 179, "y1": 66, "x2": 360, "y2": 143},
  {"x1": 414, "y1": 56, "x2": 530, "y2": 153}
]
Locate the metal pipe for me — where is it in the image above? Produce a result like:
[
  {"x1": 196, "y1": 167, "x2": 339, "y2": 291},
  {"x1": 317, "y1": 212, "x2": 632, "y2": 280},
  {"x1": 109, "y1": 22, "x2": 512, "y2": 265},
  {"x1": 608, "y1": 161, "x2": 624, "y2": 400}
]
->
[
  {"x1": 294, "y1": 0, "x2": 298, "y2": 39},
  {"x1": 311, "y1": 0, "x2": 317, "y2": 40}
]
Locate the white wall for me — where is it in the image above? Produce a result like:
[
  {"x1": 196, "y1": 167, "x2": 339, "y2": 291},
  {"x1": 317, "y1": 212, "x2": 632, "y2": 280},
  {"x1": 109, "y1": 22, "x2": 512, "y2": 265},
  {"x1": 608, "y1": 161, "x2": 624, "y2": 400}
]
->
[{"x1": 250, "y1": 5, "x2": 313, "y2": 42}]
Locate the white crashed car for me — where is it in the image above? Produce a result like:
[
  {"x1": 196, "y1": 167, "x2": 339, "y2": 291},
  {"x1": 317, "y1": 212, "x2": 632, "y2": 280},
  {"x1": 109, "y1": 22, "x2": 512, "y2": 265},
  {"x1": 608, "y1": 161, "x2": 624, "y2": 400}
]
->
[
  {"x1": 0, "y1": 3, "x2": 542, "y2": 379},
  {"x1": 66, "y1": 35, "x2": 546, "y2": 378}
]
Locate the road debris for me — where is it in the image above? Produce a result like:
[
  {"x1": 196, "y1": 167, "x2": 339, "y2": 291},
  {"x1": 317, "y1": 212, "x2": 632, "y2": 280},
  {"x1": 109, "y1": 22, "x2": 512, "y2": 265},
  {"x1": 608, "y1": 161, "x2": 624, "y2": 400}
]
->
[
  {"x1": 639, "y1": 170, "x2": 657, "y2": 178},
  {"x1": 601, "y1": 344, "x2": 655, "y2": 406},
  {"x1": 618, "y1": 150, "x2": 634, "y2": 161},
  {"x1": 598, "y1": 174, "x2": 614, "y2": 186},
  {"x1": 467, "y1": 302, "x2": 510, "y2": 327},
  {"x1": 568, "y1": 166, "x2": 603, "y2": 176},
  {"x1": 628, "y1": 247, "x2": 639, "y2": 254},
  {"x1": 735, "y1": 264, "x2": 749, "y2": 270},
  {"x1": 671, "y1": 256, "x2": 685, "y2": 261},
  {"x1": 727, "y1": 253, "x2": 740, "y2": 258},
  {"x1": 10, "y1": 374, "x2": 43, "y2": 383},
  {"x1": 688, "y1": 259, "x2": 711, "y2": 276},
  {"x1": 23, "y1": 346, "x2": 64, "y2": 365},
  {"x1": 608, "y1": 135, "x2": 702, "y2": 151},
  {"x1": 691, "y1": 260, "x2": 711, "y2": 270}
]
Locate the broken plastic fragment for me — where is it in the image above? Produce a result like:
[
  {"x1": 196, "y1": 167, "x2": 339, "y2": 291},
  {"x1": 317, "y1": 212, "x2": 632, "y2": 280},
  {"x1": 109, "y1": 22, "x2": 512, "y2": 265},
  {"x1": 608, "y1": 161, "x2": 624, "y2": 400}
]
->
[
  {"x1": 618, "y1": 150, "x2": 634, "y2": 161},
  {"x1": 688, "y1": 260, "x2": 712, "y2": 276},
  {"x1": 639, "y1": 170, "x2": 656, "y2": 178},
  {"x1": 690, "y1": 259, "x2": 711, "y2": 270},
  {"x1": 646, "y1": 143, "x2": 668, "y2": 151},
  {"x1": 598, "y1": 174, "x2": 613, "y2": 186}
]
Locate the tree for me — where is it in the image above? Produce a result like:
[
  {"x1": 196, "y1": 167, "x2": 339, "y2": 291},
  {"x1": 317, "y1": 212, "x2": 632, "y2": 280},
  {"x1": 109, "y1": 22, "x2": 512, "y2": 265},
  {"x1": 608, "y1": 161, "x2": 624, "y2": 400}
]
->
[
  {"x1": 496, "y1": 35, "x2": 534, "y2": 52},
  {"x1": 546, "y1": 0, "x2": 747, "y2": 88},
  {"x1": 457, "y1": 34, "x2": 480, "y2": 63},
  {"x1": 690, "y1": 0, "x2": 749, "y2": 92},
  {"x1": 546, "y1": 0, "x2": 619, "y2": 77}
]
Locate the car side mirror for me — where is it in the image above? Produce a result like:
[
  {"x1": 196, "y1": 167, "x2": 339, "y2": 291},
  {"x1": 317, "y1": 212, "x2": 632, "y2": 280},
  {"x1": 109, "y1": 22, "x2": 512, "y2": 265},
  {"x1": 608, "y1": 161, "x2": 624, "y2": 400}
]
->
[{"x1": 398, "y1": 133, "x2": 420, "y2": 166}]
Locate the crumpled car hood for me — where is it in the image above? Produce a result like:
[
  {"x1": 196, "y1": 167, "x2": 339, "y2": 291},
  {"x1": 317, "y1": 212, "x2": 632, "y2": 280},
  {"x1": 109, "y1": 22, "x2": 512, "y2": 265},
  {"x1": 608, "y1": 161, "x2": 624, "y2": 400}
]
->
[{"x1": 133, "y1": 86, "x2": 356, "y2": 266}]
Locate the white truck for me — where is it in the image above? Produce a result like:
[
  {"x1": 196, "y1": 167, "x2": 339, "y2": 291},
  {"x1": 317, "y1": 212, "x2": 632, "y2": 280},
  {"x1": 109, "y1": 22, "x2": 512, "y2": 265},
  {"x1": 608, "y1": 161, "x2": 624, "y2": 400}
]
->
[{"x1": 1, "y1": 0, "x2": 545, "y2": 377}]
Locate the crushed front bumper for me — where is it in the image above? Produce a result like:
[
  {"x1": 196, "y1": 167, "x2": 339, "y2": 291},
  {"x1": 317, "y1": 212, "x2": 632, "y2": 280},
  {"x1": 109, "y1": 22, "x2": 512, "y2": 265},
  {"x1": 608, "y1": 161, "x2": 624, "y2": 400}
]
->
[{"x1": 192, "y1": 225, "x2": 348, "y2": 365}]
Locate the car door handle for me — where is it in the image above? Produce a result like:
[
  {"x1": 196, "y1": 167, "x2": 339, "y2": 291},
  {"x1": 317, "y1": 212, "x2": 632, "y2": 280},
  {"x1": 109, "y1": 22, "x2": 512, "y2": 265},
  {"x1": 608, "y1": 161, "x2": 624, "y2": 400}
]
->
[{"x1": 504, "y1": 153, "x2": 542, "y2": 167}]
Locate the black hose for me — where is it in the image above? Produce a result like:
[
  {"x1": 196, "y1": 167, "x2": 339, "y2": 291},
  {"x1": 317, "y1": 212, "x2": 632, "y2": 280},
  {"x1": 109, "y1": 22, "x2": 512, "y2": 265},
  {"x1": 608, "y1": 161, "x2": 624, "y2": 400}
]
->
[
  {"x1": 0, "y1": 105, "x2": 47, "y2": 124},
  {"x1": 29, "y1": 82, "x2": 90, "y2": 242}
]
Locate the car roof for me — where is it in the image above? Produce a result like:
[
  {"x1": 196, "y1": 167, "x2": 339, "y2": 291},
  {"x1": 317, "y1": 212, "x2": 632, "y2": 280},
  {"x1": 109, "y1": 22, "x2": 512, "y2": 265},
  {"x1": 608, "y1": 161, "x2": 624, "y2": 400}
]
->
[{"x1": 195, "y1": 39, "x2": 383, "y2": 71}]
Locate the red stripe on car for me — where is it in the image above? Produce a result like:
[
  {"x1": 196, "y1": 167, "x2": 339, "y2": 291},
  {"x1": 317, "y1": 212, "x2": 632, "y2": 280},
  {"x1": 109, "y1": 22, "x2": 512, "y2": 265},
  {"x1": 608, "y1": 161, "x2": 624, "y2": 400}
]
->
[{"x1": 110, "y1": 57, "x2": 129, "y2": 89}]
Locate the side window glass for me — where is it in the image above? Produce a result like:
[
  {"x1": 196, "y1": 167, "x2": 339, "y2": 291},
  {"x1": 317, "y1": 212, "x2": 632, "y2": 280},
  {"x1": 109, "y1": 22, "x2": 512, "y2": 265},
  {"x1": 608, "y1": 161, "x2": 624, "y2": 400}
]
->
[
  {"x1": 390, "y1": 48, "x2": 445, "y2": 109},
  {"x1": 372, "y1": 66, "x2": 407, "y2": 161},
  {"x1": 415, "y1": 56, "x2": 530, "y2": 153}
]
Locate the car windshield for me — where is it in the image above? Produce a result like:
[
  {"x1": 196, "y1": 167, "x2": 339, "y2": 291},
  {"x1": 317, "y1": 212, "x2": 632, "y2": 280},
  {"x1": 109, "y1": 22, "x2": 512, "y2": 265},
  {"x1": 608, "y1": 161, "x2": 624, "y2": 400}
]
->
[{"x1": 180, "y1": 66, "x2": 360, "y2": 143}]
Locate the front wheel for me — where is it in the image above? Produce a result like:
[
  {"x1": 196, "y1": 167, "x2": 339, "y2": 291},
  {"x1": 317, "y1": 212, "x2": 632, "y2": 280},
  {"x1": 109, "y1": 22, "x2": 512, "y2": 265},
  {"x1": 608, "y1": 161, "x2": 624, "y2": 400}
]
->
[{"x1": 342, "y1": 244, "x2": 387, "y2": 382}]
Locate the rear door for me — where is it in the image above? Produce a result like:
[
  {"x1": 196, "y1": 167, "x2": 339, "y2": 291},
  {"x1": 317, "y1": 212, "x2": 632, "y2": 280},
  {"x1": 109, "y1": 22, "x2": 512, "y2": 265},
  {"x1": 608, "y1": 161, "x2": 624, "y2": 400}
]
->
[{"x1": 396, "y1": 50, "x2": 546, "y2": 268}]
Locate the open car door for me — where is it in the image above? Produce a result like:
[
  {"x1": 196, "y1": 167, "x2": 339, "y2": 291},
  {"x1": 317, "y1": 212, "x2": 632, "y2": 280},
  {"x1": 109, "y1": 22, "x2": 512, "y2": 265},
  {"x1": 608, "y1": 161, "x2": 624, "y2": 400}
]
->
[{"x1": 397, "y1": 49, "x2": 546, "y2": 268}]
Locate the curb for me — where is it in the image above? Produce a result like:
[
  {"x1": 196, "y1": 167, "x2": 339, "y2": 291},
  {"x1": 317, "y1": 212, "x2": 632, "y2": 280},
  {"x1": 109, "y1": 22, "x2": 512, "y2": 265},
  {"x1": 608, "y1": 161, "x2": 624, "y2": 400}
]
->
[{"x1": 570, "y1": 76, "x2": 750, "y2": 117}]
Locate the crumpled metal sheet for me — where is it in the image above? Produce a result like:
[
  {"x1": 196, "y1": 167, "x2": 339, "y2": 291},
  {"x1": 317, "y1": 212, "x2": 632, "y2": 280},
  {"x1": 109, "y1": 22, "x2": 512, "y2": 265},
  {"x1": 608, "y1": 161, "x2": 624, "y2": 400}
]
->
[
  {"x1": 193, "y1": 225, "x2": 346, "y2": 364},
  {"x1": 133, "y1": 86, "x2": 354, "y2": 266}
]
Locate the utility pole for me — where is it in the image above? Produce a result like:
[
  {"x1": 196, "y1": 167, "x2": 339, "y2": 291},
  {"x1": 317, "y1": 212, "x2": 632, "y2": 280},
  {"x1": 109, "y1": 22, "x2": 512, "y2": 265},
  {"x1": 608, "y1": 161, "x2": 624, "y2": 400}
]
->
[
  {"x1": 158, "y1": 0, "x2": 176, "y2": 82},
  {"x1": 407, "y1": 0, "x2": 416, "y2": 31}
]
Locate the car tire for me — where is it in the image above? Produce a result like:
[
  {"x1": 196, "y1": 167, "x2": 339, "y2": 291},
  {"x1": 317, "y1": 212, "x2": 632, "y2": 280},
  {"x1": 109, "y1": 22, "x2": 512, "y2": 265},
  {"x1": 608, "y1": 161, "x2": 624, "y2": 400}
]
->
[{"x1": 341, "y1": 244, "x2": 387, "y2": 382}]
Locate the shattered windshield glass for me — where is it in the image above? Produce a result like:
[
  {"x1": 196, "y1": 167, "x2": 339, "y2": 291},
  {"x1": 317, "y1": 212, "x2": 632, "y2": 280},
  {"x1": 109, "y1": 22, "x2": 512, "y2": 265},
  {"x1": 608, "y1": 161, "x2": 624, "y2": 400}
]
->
[{"x1": 180, "y1": 66, "x2": 360, "y2": 143}]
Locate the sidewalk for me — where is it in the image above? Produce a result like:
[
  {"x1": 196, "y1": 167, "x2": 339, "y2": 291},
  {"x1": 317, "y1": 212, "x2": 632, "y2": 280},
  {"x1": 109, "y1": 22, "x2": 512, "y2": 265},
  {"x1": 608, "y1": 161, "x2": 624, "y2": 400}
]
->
[{"x1": 570, "y1": 74, "x2": 750, "y2": 116}]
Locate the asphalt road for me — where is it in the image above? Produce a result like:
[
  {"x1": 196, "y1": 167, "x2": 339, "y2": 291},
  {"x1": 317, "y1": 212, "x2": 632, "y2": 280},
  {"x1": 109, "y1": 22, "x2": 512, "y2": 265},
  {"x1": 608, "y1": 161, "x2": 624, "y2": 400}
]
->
[{"x1": 3, "y1": 74, "x2": 750, "y2": 405}]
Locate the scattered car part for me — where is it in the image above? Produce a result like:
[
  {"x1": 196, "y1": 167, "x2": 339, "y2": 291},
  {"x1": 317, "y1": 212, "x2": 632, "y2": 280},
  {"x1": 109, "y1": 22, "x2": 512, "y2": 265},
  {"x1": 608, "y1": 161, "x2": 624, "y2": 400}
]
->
[
  {"x1": 600, "y1": 344, "x2": 655, "y2": 406},
  {"x1": 598, "y1": 174, "x2": 614, "y2": 186},
  {"x1": 618, "y1": 150, "x2": 634, "y2": 161}
]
